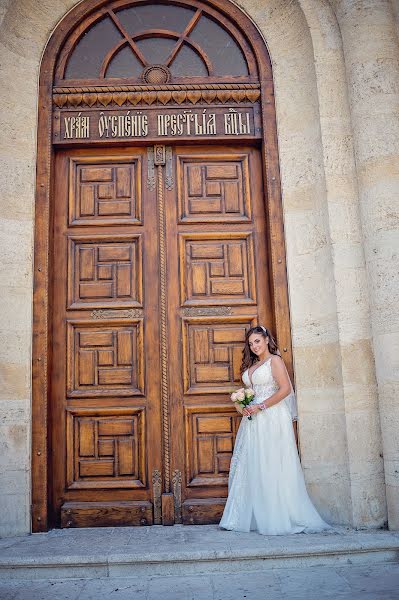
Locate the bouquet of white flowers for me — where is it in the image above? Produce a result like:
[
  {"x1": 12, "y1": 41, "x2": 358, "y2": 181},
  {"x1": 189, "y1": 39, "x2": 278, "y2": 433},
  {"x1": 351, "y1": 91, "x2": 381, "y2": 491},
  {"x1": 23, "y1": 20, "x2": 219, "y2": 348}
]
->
[{"x1": 230, "y1": 387, "x2": 255, "y2": 419}]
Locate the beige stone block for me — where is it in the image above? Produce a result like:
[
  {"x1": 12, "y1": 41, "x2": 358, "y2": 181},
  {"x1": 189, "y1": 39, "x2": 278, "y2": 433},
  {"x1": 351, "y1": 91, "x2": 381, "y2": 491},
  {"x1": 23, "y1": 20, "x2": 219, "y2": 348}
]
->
[
  {"x1": 285, "y1": 210, "x2": 329, "y2": 256},
  {"x1": 332, "y1": 223, "x2": 364, "y2": 258},
  {"x1": 354, "y1": 111, "x2": 399, "y2": 163},
  {"x1": 0, "y1": 0, "x2": 76, "y2": 60},
  {"x1": 282, "y1": 180, "x2": 326, "y2": 212},
  {"x1": 0, "y1": 399, "x2": 30, "y2": 424},
  {"x1": 334, "y1": 279, "x2": 371, "y2": 343},
  {"x1": 359, "y1": 155, "x2": 399, "y2": 196},
  {"x1": 0, "y1": 362, "x2": 30, "y2": 400},
  {"x1": 0, "y1": 469, "x2": 29, "y2": 496},
  {"x1": 0, "y1": 156, "x2": 35, "y2": 221},
  {"x1": 379, "y1": 400, "x2": 399, "y2": 457},
  {"x1": 295, "y1": 386, "x2": 345, "y2": 415},
  {"x1": 332, "y1": 241, "x2": 367, "y2": 271},
  {"x1": 0, "y1": 40, "x2": 39, "y2": 91},
  {"x1": 299, "y1": 412, "x2": 349, "y2": 467},
  {"x1": 378, "y1": 381, "x2": 399, "y2": 411},
  {"x1": 360, "y1": 174, "x2": 399, "y2": 239},
  {"x1": 383, "y1": 456, "x2": 399, "y2": 487},
  {"x1": 294, "y1": 343, "x2": 343, "y2": 389},
  {"x1": 0, "y1": 330, "x2": 32, "y2": 363},
  {"x1": 0, "y1": 58, "x2": 38, "y2": 157},
  {"x1": 386, "y1": 483, "x2": 399, "y2": 530},
  {"x1": 305, "y1": 479, "x2": 352, "y2": 525},
  {"x1": 350, "y1": 476, "x2": 387, "y2": 528},
  {"x1": 345, "y1": 409, "x2": 383, "y2": 467},
  {"x1": 290, "y1": 314, "x2": 339, "y2": 348},
  {"x1": 0, "y1": 493, "x2": 29, "y2": 537},
  {"x1": 0, "y1": 218, "x2": 33, "y2": 267},
  {"x1": 279, "y1": 130, "x2": 325, "y2": 190},
  {"x1": 0, "y1": 423, "x2": 29, "y2": 471},
  {"x1": 341, "y1": 383, "x2": 379, "y2": 412},
  {"x1": 322, "y1": 134, "x2": 356, "y2": 177},
  {"x1": 363, "y1": 237, "x2": 399, "y2": 307},
  {"x1": 0, "y1": 260, "x2": 31, "y2": 289},
  {"x1": 393, "y1": 0, "x2": 399, "y2": 41},
  {"x1": 324, "y1": 173, "x2": 359, "y2": 209},
  {"x1": 365, "y1": 276, "x2": 399, "y2": 335},
  {"x1": 348, "y1": 58, "x2": 399, "y2": 112},
  {"x1": 288, "y1": 273, "x2": 334, "y2": 314},
  {"x1": 328, "y1": 203, "x2": 362, "y2": 244},
  {"x1": 0, "y1": 2, "x2": 12, "y2": 28},
  {"x1": 286, "y1": 253, "x2": 339, "y2": 347},
  {"x1": 341, "y1": 339, "x2": 376, "y2": 387},
  {"x1": 334, "y1": 267, "x2": 370, "y2": 329},
  {"x1": 0, "y1": 286, "x2": 32, "y2": 332}
]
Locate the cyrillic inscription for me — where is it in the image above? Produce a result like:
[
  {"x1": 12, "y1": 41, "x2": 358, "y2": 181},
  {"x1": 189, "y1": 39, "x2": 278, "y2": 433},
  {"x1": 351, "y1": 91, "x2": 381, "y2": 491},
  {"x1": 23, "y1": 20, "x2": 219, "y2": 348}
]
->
[{"x1": 56, "y1": 107, "x2": 259, "y2": 142}]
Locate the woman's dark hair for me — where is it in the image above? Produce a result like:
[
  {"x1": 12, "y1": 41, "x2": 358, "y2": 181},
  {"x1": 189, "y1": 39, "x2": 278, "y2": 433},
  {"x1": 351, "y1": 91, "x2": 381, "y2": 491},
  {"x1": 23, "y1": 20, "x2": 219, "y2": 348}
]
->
[{"x1": 240, "y1": 326, "x2": 279, "y2": 374}]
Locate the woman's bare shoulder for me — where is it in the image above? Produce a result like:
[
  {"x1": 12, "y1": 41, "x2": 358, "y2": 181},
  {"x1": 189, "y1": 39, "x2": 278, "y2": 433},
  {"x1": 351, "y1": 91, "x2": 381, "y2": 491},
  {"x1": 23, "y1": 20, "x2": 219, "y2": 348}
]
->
[{"x1": 270, "y1": 354, "x2": 284, "y2": 366}]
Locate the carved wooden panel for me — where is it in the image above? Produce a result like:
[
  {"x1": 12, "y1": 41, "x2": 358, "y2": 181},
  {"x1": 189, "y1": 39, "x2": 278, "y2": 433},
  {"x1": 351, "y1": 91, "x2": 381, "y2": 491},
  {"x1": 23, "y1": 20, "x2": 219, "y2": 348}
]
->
[
  {"x1": 67, "y1": 321, "x2": 144, "y2": 397},
  {"x1": 68, "y1": 235, "x2": 142, "y2": 309},
  {"x1": 185, "y1": 407, "x2": 240, "y2": 487},
  {"x1": 183, "y1": 320, "x2": 253, "y2": 394},
  {"x1": 177, "y1": 154, "x2": 251, "y2": 222},
  {"x1": 66, "y1": 409, "x2": 145, "y2": 489},
  {"x1": 69, "y1": 157, "x2": 142, "y2": 226},
  {"x1": 180, "y1": 233, "x2": 256, "y2": 305}
]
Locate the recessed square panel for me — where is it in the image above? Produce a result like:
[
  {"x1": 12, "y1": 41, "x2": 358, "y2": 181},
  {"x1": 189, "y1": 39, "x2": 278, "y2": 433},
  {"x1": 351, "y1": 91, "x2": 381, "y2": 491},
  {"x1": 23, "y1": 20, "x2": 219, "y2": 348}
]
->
[
  {"x1": 69, "y1": 157, "x2": 142, "y2": 226},
  {"x1": 66, "y1": 408, "x2": 146, "y2": 489},
  {"x1": 185, "y1": 406, "x2": 241, "y2": 487},
  {"x1": 67, "y1": 321, "x2": 144, "y2": 397},
  {"x1": 179, "y1": 233, "x2": 256, "y2": 306},
  {"x1": 177, "y1": 154, "x2": 252, "y2": 223},
  {"x1": 67, "y1": 235, "x2": 142, "y2": 309},
  {"x1": 182, "y1": 319, "x2": 255, "y2": 394}
]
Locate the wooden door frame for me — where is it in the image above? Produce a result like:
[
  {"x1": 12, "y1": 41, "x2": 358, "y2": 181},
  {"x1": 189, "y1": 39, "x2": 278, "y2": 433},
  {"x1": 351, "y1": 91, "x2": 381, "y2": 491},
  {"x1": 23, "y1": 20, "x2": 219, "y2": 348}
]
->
[{"x1": 32, "y1": 0, "x2": 293, "y2": 532}]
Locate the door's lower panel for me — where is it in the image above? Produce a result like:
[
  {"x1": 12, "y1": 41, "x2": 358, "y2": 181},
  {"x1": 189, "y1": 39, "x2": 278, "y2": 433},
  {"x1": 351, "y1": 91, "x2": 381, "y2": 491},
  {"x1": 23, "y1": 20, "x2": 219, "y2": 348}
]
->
[
  {"x1": 61, "y1": 501, "x2": 153, "y2": 528},
  {"x1": 182, "y1": 498, "x2": 226, "y2": 525}
]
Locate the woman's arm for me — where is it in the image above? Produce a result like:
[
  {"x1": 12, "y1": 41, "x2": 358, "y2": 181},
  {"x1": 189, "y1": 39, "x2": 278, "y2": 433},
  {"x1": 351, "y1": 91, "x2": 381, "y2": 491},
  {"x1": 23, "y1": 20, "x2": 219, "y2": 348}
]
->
[{"x1": 244, "y1": 356, "x2": 291, "y2": 416}]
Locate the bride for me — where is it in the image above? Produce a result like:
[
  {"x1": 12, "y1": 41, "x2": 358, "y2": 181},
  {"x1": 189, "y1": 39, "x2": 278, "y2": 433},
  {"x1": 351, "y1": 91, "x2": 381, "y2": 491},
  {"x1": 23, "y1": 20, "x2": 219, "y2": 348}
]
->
[{"x1": 220, "y1": 325, "x2": 331, "y2": 535}]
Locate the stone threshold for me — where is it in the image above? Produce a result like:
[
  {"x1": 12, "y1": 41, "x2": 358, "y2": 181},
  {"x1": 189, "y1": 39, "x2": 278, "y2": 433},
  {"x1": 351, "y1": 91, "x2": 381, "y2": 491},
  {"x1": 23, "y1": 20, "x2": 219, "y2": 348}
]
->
[{"x1": 0, "y1": 525, "x2": 398, "y2": 580}]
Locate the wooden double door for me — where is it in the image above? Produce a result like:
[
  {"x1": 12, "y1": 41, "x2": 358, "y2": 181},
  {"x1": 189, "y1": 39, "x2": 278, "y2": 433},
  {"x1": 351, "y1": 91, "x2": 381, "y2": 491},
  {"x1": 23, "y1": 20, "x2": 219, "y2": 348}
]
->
[{"x1": 50, "y1": 144, "x2": 273, "y2": 527}]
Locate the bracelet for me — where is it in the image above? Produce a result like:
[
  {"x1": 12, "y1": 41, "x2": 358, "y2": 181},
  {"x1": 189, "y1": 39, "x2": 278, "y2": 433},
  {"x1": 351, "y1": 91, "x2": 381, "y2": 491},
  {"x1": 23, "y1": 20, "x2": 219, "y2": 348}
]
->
[{"x1": 259, "y1": 402, "x2": 267, "y2": 411}]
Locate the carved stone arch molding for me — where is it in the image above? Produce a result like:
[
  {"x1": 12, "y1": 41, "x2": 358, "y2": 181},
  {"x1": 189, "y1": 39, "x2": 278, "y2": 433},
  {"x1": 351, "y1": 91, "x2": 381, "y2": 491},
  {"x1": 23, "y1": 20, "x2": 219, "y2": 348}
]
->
[{"x1": 32, "y1": 0, "x2": 292, "y2": 530}]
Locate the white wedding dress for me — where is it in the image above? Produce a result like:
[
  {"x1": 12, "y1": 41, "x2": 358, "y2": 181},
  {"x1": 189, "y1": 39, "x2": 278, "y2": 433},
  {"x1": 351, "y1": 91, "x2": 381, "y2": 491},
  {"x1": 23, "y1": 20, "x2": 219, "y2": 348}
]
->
[{"x1": 220, "y1": 357, "x2": 331, "y2": 535}]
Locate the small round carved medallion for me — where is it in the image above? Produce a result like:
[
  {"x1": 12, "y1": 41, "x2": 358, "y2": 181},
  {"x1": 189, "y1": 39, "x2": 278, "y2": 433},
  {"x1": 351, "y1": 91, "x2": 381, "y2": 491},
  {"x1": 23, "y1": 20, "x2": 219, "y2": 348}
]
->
[{"x1": 142, "y1": 65, "x2": 171, "y2": 84}]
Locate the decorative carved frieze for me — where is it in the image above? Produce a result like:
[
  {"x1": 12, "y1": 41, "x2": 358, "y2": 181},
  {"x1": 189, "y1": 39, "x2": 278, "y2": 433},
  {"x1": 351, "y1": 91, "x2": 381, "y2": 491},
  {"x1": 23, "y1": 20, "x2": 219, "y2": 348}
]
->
[
  {"x1": 181, "y1": 307, "x2": 233, "y2": 317},
  {"x1": 91, "y1": 308, "x2": 143, "y2": 319},
  {"x1": 53, "y1": 84, "x2": 261, "y2": 109}
]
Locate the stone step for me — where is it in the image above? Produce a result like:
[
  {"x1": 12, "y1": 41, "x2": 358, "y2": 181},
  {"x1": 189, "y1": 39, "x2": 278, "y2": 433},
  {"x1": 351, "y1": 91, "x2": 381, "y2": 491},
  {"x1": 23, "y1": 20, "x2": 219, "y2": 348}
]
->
[{"x1": 0, "y1": 525, "x2": 398, "y2": 580}]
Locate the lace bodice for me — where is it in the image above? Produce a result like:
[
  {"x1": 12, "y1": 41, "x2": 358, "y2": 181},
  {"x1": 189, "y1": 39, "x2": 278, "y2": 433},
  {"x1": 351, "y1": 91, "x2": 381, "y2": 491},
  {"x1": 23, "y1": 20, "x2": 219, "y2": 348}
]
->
[{"x1": 242, "y1": 357, "x2": 278, "y2": 404}]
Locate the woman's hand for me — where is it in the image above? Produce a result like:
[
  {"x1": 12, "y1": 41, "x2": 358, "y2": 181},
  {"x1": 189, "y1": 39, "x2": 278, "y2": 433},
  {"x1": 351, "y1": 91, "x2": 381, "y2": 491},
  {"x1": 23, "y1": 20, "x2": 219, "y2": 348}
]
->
[{"x1": 243, "y1": 404, "x2": 261, "y2": 416}]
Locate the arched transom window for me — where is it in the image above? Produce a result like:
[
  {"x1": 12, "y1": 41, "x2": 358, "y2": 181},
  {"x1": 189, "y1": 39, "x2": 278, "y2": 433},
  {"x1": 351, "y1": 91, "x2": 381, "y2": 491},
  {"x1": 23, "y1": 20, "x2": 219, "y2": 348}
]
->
[{"x1": 56, "y1": 1, "x2": 257, "y2": 84}]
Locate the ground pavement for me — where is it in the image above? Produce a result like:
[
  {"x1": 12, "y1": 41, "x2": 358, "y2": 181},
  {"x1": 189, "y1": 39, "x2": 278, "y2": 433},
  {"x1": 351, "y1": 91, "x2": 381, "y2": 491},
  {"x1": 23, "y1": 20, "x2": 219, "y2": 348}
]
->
[{"x1": 0, "y1": 525, "x2": 398, "y2": 599}]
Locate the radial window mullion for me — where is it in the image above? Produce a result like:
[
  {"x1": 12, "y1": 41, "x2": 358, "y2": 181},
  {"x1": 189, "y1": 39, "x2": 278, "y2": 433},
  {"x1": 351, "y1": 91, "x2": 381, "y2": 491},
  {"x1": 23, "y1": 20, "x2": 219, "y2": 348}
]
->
[
  {"x1": 108, "y1": 9, "x2": 148, "y2": 67},
  {"x1": 165, "y1": 9, "x2": 202, "y2": 68}
]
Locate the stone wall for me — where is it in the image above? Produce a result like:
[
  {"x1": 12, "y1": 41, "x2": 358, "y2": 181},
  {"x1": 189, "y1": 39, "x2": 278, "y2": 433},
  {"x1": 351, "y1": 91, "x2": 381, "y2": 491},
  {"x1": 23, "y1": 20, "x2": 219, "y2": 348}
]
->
[
  {"x1": 0, "y1": 0, "x2": 397, "y2": 536},
  {"x1": 331, "y1": 0, "x2": 399, "y2": 529}
]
